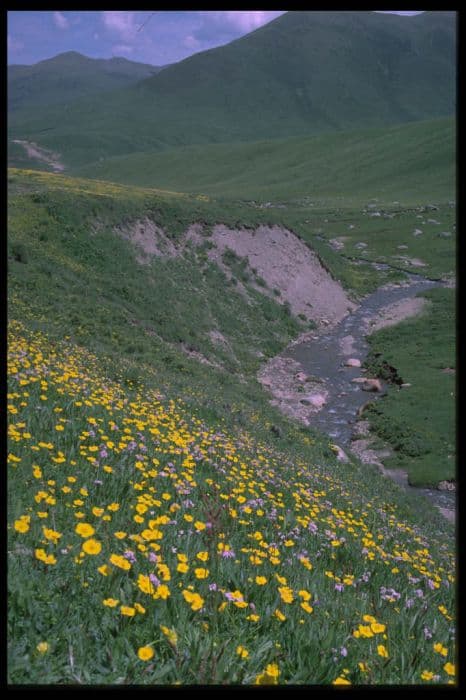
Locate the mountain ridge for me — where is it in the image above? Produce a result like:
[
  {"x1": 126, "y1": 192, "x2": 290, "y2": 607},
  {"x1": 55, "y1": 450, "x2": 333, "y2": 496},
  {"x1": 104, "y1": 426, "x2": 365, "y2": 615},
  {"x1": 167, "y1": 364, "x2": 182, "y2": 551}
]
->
[{"x1": 8, "y1": 11, "x2": 456, "y2": 168}]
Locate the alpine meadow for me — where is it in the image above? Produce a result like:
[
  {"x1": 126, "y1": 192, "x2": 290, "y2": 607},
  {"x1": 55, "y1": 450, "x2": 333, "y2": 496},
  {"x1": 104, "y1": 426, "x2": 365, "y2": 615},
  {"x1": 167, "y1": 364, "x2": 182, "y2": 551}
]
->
[{"x1": 7, "y1": 10, "x2": 456, "y2": 686}]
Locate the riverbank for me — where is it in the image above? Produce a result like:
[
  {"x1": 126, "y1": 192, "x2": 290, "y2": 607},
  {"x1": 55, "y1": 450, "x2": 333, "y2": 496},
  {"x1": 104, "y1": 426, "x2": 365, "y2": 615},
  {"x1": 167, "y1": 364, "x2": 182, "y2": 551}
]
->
[{"x1": 257, "y1": 275, "x2": 455, "y2": 521}]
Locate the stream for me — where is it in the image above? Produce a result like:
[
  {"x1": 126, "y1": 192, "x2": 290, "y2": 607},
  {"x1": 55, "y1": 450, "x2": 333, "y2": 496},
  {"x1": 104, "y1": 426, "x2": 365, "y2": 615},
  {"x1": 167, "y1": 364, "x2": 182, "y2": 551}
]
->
[{"x1": 284, "y1": 271, "x2": 456, "y2": 516}]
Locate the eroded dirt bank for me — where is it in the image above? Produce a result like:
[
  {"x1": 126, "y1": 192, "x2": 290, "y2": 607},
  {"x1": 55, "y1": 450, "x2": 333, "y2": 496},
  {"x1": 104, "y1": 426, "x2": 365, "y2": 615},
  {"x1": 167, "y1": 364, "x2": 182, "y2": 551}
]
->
[{"x1": 115, "y1": 218, "x2": 357, "y2": 326}]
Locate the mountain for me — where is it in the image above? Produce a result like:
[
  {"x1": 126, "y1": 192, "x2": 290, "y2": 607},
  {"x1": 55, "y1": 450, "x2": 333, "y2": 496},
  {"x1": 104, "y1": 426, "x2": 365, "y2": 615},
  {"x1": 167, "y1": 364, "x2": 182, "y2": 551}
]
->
[
  {"x1": 8, "y1": 11, "x2": 456, "y2": 168},
  {"x1": 8, "y1": 51, "x2": 164, "y2": 112}
]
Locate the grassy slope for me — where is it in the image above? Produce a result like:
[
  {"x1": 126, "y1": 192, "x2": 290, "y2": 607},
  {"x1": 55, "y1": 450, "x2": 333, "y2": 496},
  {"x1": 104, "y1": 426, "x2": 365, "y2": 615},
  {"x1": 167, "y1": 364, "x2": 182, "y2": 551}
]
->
[
  {"x1": 8, "y1": 167, "x2": 456, "y2": 488},
  {"x1": 72, "y1": 118, "x2": 455, "y2": 206},
  {"x1": 7, "y1": 170, "x2": 456, "y2": 684},
  {"x1": 8, "y1": 12, "x2": 455, "y2": 167},
  {"x1": 7, "y1": 169, "x2": 308, "y2": 427}
]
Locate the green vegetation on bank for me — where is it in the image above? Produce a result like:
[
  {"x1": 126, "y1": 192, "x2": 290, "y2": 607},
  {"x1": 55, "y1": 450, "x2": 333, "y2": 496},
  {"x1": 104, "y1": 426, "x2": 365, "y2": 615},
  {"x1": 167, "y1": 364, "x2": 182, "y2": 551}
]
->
[{"x1": 363, "y1": 287, "x2": 456, "y2": 486}]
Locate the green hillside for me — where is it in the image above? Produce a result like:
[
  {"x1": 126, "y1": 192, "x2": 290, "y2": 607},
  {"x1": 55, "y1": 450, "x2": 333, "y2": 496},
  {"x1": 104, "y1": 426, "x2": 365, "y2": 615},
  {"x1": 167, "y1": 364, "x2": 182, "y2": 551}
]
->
[
  {"x1": 8, "y1": 51, "x2": 163, "y2": 113},
  {"x1": 73, "y1": 118, "x2": 455, "y2": 205},
  {"x1": 8, "y1": 11, "x2": 456, "y2": 168},
  {"x1": 7, "y1": 169, "x2": 456, "y2": 683}
]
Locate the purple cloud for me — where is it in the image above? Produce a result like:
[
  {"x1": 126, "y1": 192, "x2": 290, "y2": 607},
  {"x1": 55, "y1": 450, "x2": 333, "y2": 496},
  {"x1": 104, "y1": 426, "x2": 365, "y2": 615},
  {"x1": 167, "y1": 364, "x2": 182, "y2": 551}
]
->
[{"x1": 53, "y1": 11, "x2": 69, "y2": 30}]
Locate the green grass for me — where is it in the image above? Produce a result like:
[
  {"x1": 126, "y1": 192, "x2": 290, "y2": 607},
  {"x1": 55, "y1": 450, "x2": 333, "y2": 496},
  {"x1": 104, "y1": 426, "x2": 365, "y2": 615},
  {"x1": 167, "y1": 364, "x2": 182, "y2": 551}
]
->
[
  {"x1": 363, "y1": 287, "x2": 456, "y2": 486},
  {"x1": 7, "y1": 167, "x2": 456, "y2": 683},
  {"x1": 71, "y1": 118, "x2": 455, "y2": 206}
]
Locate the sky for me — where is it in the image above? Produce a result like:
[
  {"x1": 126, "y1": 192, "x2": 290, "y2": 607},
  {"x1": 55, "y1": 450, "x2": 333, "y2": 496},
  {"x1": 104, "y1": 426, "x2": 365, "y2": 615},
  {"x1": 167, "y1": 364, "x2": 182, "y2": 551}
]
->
[{"x1": 7, "y1": 11, "x2": 424, "y2": 67}]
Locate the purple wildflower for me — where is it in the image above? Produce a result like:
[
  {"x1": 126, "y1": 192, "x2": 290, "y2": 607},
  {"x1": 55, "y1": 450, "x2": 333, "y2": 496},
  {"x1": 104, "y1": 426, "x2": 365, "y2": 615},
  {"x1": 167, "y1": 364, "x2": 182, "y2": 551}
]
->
[{"x1": 149, "y1": 573, "x2": 160, "y2": 587}]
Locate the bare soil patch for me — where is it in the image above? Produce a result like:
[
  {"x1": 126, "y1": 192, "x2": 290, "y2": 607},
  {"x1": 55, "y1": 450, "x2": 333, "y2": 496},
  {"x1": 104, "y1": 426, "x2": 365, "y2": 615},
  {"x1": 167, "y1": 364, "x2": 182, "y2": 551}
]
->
[{"x1": 12, "y1": 139, "x2": 65, "y2": 172}]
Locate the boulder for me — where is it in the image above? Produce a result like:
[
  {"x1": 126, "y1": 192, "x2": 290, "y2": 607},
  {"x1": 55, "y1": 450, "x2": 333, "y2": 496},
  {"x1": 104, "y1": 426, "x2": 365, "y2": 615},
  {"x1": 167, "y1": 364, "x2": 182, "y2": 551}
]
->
[
  {"x1": 362, "y1": 378, "x2": 382, "y2": 392},
  {"x1": 351, "y1": 377, "x2": 367, "y2": 384},
  {"x1": 307, "y1": 393, "x2": 326, "y2": 408},
  {"x1": 438, "y1": 480, "x2": 455, "y2": 492},
  {"x1": 295, "y1": 371, "x2": 307, "y2": 382},
  {"x1": 344, "y1": 358, "x2": 361, "y2": 368}
]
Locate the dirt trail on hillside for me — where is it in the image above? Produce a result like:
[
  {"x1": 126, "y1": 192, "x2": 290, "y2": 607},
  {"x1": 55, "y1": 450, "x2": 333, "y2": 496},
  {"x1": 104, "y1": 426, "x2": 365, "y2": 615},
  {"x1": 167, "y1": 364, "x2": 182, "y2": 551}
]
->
[{"x1": 12, "y1": 139, "x2": 65, "y2": 172}]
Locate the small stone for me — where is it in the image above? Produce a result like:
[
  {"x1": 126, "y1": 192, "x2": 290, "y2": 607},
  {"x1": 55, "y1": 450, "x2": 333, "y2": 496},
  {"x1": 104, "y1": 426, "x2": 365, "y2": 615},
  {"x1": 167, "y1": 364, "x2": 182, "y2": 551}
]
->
[{"x1": 344, "y1": 358, "x2": 361, "y2": 368}]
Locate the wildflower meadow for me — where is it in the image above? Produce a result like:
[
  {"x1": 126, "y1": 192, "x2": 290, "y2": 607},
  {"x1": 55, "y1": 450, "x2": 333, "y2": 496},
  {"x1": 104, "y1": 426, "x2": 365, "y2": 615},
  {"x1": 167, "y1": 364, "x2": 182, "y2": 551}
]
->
[{"x1": 8, "y1": 319, "x2": 456, "y2": 684}]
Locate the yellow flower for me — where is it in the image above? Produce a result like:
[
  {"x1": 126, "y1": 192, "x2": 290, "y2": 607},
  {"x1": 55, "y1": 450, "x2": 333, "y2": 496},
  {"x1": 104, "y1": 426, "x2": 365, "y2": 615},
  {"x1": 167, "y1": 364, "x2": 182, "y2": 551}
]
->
[
  {"x1": 34, "y1": 548, "x2": 56, "y2": 565},
  {"x1": 98, "y1": 564, "x2": 110, "y2": 576},
  {"x1": 358, "y1": 625, "x2": 374, "y2": 639},
  {"x1": 194, "y1": 521, "x2": 206, "y2": 531},
  {"x1": 107, "y1": 502, "x2": 120, "y2": 512},
  {"x1": 254, "y1": 663, "x2": 280, "y2": 685},
  {"x1": 138, "y1": 646, "x2": 154, "y2": 661},
  {"x1": 103, "y1": 598, "x2": 119, "y2": 607},
  {"x1": 371, "y1": 623, "x2": 386, "y2": 634},
  {"x1": 36, "y1": 642, "x2": 49, "y2": 654},
  {"x1": 278, "y1": 586, "x2": 294, "y2": 604},
  {"x1": 237, "y1": 646, "x2": 249, "y2": 659},
  {"x1": 362, "y1": 614, "x2": 377, "y2": 624},
  {"x1": 14, "y1": 518, "x2": 30, "y2": 533},
  {"x1": 196, "y1": 551, "x2": 209, "y2": 562},
  {"x1": 82, "y1": 538, "x2": 102, "y2": 555},
  {"x1": 246, "y1": 614, "x2": 260, "y2": 622},
  {"x1": 443, "y1": 662, "x2": 455, "y2": 677},
  {"x1": 134, "y1": 603, "x2": 146, "y2": 614},
  {"x1": 182, "y1": 590, "x2": 204, "y2": 611},
  {"x1": 300, "y1": 602, "x2": 313, "y2": 614},
  {"x1": 298, "y1": 590, "x2": 311, "y2": 601},
  {"x1": 256, "y1": 576, "x2": 268, "y2": 585},
  {"x1": 333, "y1": 677, "x2": 351, "y2": 685},
  {"x1": 177, "y1": 562, "x2": 189, "y2": 574},
  {"x1": 433, "y1": 643, "x2": 448, "y2": 657},
  {"x1": 75, "y1": 523, "x2": 95, "y2": 538},
  {"x1": 92, "y1": 507, "x2": 104, "y2": 517},
  {"x1": 110, "y1": 554, "x2": 131, "y2": 570},
  {"x1": 274, "y1": 609, "x2": 286, "y2": 622},
  {"x1": 154, "y1": 585, "x2": 171, "y2": 600},
  {"x1": 120, "y1": 606, "x2": 136, "y2": 617},
  {"x1": 421, "y1": 670, "x2": 434, "y2": 681},
  {"x1": 358, "y1": 662, "x2": 369, "y2": 673},
  {"x1": 160, "y1": 625, "x2": 178, "y2": 646},
  {"x1": 194, "y1": 567, "x2": 209, "y2": 579},
  {"x1": 377, "y1": 645, "x2": 389, "y2": 658},
  {"x1": 114, "y1": 531, "x2": 127, "y2": 539}
]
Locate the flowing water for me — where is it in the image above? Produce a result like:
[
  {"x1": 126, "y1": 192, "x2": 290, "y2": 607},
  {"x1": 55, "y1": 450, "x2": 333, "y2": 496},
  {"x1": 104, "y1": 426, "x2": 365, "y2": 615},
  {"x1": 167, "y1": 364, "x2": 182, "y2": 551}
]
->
[{"x1": 285, "y1": 272, "x2": 455, "y2": 515}]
